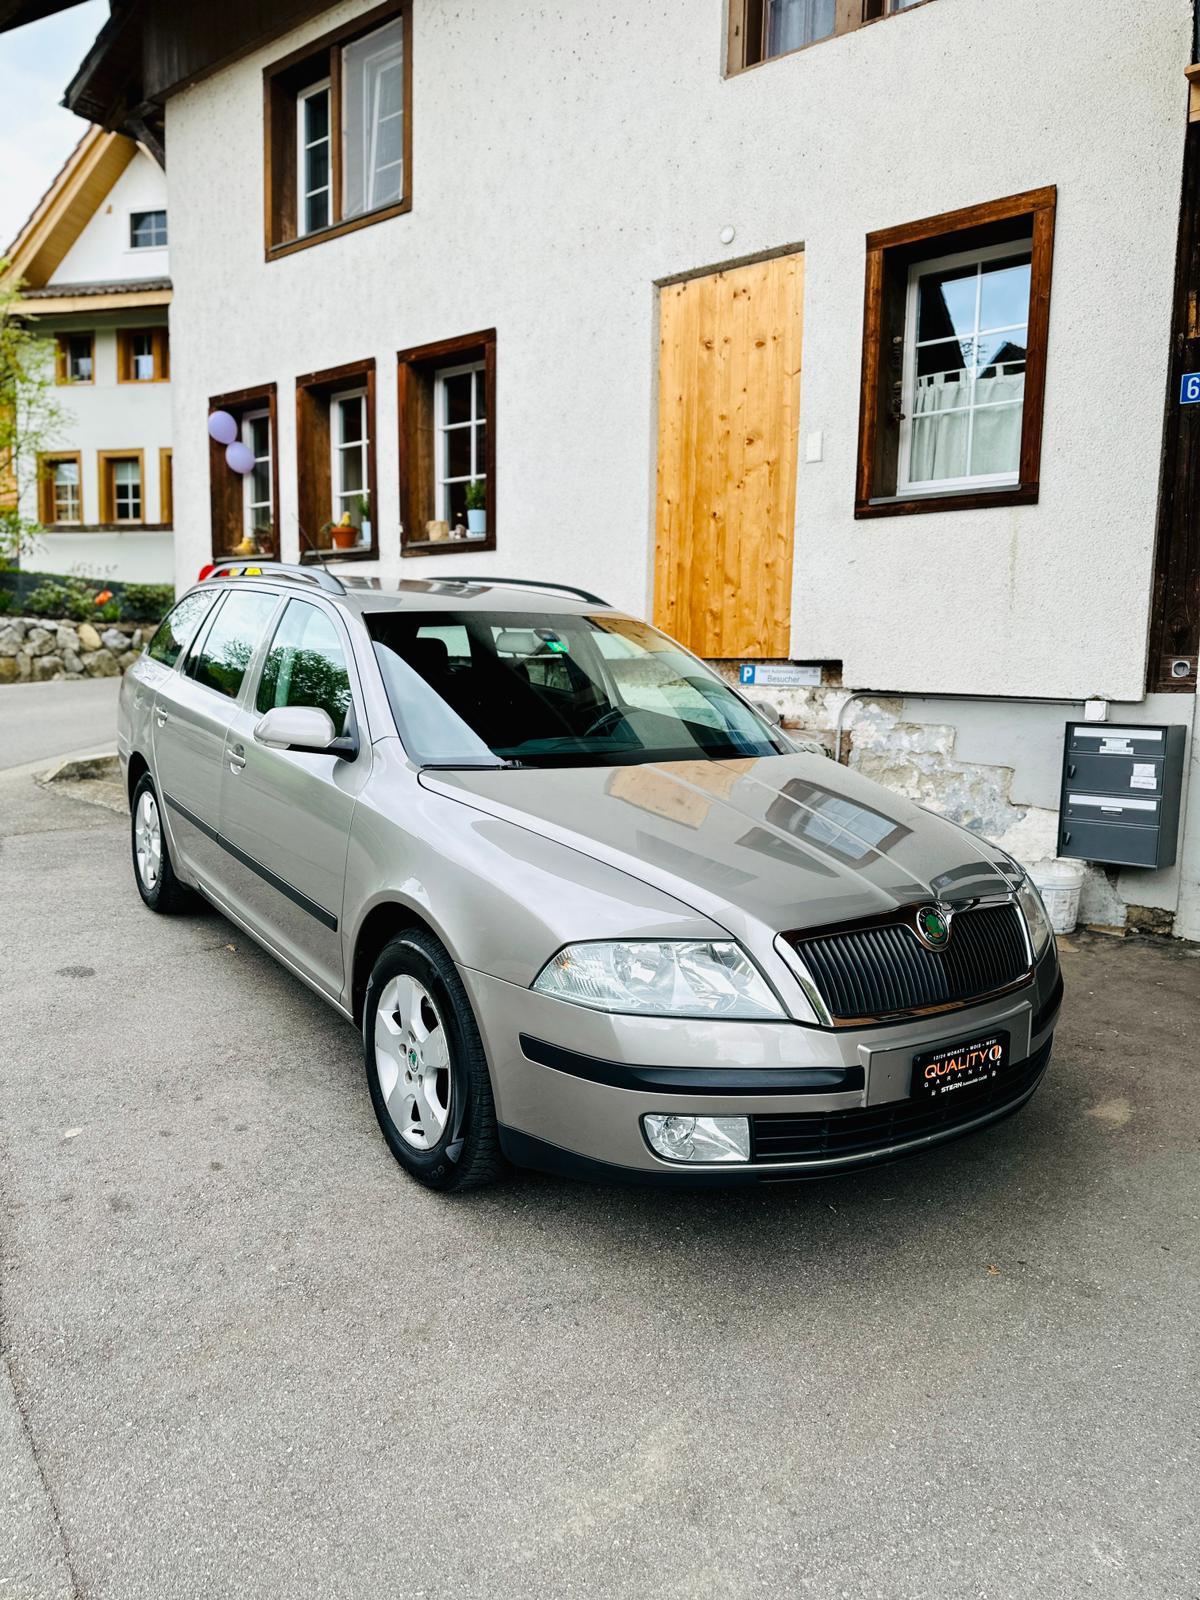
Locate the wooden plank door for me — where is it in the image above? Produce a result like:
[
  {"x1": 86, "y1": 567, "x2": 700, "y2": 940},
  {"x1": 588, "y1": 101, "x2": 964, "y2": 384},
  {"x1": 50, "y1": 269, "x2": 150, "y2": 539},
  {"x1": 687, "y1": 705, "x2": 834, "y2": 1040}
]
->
[{"x1": 653, "y1": 252, "x2": 803, "y2": 658}]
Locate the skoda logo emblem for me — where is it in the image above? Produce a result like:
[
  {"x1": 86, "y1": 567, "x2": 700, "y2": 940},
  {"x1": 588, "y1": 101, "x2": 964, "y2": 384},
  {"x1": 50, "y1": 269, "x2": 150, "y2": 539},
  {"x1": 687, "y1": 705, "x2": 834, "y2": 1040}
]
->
[{"x1": 915, "y1": 905, "x2": 951, "y2": 951}]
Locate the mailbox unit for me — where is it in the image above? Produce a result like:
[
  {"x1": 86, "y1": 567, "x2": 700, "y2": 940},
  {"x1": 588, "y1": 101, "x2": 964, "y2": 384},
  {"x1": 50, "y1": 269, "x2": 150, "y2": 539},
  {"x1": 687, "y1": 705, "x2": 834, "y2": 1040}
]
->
[{"x1": 1058, "y1": 722, "x2": 1187, "y2": 869}]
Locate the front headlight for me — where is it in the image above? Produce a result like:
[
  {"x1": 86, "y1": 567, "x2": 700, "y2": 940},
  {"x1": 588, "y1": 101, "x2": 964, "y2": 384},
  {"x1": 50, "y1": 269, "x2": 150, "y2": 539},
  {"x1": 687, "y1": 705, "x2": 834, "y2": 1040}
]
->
[
  {"x1": 1015, "y1": 877, "x2": 1054, "y2": 960},
  {"x1": 531, "y1": 940, "x2": 785, "y2": 1019}
]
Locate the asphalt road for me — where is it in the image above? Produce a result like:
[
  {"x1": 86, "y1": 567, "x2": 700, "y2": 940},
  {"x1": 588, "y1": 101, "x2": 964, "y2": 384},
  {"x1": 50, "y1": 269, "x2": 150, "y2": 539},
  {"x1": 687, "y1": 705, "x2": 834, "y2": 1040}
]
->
[
  {"x1": 1, "y1": 770, "x2": 1197, "y2": 1600},
  {"x1": 0, "y1": 678, "x2": 120, "y2": 772}
]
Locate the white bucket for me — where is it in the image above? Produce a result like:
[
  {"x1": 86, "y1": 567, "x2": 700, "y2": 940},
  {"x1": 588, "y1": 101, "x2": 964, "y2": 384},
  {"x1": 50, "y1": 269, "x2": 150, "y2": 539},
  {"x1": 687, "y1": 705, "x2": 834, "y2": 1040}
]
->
[{"x1": 1029, "y1": 858, "x2": 1086, "y2": 936}]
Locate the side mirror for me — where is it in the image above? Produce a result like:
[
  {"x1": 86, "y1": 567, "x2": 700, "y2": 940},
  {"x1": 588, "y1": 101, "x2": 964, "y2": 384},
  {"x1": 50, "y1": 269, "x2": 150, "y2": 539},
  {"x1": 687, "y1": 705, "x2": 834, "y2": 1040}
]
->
[
  {"x1": 254, "y1": 705, "x2": 339, "y2": 754},
  {"x1": 752, "y1": 697, "x2": 782, "y2": 727}
]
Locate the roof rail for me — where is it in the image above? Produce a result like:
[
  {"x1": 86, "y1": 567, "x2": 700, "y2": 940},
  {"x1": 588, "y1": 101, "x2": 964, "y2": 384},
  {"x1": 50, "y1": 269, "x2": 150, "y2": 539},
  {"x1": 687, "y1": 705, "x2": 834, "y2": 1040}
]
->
[
  {"x1": 199, "y1": 559, "x2": 346, "y2": 595},
  {"x1": 448, "y1": 575, "x2": 611, "y2": 606}
]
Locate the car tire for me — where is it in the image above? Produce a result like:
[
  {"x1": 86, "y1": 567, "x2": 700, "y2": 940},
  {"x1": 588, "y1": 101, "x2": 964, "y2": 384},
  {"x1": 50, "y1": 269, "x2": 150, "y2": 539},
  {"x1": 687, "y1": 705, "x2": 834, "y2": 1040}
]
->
[
  {"x1": 130, "y1": 771, "x2": 194, "y2": 914},
  {"x1": 363, "y1": 929, "x2": 506, "y2": 1192}
]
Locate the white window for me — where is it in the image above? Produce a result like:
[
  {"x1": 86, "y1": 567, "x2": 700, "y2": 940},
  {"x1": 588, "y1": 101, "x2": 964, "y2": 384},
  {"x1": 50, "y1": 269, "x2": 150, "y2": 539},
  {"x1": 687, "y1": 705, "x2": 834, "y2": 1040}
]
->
[
  {"x1": 898, "y1": 240, "x2": 1032, "y2": 495},
  {"x1": 342, "y1": 18, "x2": 405, "y2": 218},
  {"x1": 434, "y1": 360, "x2": 486, "y2": 527},
  {"x1": 242, "y1": 410, "x2": 273, "y2": 539},
  {"x1": 297, "y1": 80, "x2": 332, "y2": 235},
  {"x1": 130, "y1": 209, "x2": 167, "y2": 248},
  {"x1": 52, "y1": 460, "x2": 80, "y2": 522},
  {"x1": 331, "y1": 389, "x2": 369, "y2": 539},
  {"x1": 112, "y1": 458, "x2": 141, "y2": 522},
  {"x1": 131, "y1": 332, "x2": 155, "y2": 382}
]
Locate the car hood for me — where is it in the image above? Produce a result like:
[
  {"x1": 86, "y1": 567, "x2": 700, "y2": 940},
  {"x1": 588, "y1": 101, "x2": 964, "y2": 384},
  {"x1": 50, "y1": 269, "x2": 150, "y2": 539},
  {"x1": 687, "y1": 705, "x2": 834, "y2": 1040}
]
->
[{"x1": 419, "y1": 752, "x2": 1014, "y2": 937}]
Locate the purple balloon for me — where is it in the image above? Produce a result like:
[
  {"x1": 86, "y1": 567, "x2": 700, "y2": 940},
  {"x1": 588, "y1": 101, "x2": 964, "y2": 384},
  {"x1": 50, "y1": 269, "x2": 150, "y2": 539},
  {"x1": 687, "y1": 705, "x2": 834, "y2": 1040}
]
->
[
  {"x1": 208, "y1": 410, "x2": 238, "y2": 446},
  {"x1": 225, "y1": 441, "x2": 255, "y2": 475}
]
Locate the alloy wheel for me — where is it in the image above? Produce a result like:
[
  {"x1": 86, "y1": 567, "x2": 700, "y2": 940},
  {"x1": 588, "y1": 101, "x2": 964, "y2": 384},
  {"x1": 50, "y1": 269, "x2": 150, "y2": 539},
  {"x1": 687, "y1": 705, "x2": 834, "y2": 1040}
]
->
[
  {"x1": 374, "y1": 974, "x2": 452, "y2": 1150},
  {"x1": 135, "y1": 789, "x2": 162, "y2": 891}
]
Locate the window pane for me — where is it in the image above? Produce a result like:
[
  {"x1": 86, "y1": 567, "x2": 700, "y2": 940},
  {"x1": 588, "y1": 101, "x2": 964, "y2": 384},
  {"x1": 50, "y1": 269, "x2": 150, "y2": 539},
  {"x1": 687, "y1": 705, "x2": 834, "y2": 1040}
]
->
[
  {"x1": 445, "y1": 425, "x2": 471, "y2": 480},
  {"x1": 969, "y1": 402, "x2": 1023, "y2": 478},
  {"x1": 306, "y1": 137, "x2": 329, "y2": 195},
  {"x1": 256, "y1": 599, "x2": 352, "y2": 735},
  {"x1": 68, "y1": 336, "x2": 92, "y2": 380},
  {"x1": 908, "y1": 413, "x2": 969, "y2": 483},
  {"x1": 475, "y1": 422, "x2": 487, "y2": 472},
  {"x1": 149, "y1": 591, "x2": 216, "y2": 668},
  {"x1": 342, "y1": 18, "x2": 405, "y2": 217},
  {"x1": 338, "y1": 447, "x2": 364, "y2": 496},
  {"x1": 250, "y1": 461, "x2": 272, "y2": 509},
  {"x1": 190, "y1": 591, "x2": 278, "y2": 699},
  {"x1": 248, "y1": 415, "x2": 270, "y2": 458},
  {"x1": 304, "y1": 88, "x2": 329, "y2": 143},
  {"x1": 338, "y1": 396, "x2": 363, "y2": 444},
  {"x1": 915, "y1": 339, "x2": 969, "y2": 388},
  {"x1": 55, "y1": 460, "x2": 79, "y2": 488},
  {"x1": 305, "y1": 190, "x2": 330, "y2": 233},
  {"x1": 443, "y1": 371, "x2": 472, "y2": 425},
  {"x1": 916, "y1": 263, "x2": 977, "y2": 346},
  {"x1": 979, "y1": 254, "x2": 1032, "y2": 332},
  {"x1": 767, "y1": 0, "x2": 835, "y2": 56},
  {"x1": 474, "y1": 367, "x2": 486, "y2": 417}
]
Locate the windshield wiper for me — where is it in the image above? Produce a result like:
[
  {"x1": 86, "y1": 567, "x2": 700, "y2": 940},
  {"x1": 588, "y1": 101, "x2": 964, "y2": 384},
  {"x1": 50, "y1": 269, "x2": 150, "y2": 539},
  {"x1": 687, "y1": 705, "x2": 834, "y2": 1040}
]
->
[{"x1": 420, "y1": 760, "x2": 526, "y2": 771}]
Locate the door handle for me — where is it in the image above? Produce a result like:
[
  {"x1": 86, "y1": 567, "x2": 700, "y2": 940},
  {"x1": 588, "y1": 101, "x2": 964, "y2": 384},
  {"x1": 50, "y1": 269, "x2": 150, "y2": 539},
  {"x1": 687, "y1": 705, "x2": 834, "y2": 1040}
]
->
[
  {"x1": 155, "y1": 707, "x2": 169, "y2": 727},
  {"x1": 228, "y1": 744, "x2": 246, "y2": 774}
]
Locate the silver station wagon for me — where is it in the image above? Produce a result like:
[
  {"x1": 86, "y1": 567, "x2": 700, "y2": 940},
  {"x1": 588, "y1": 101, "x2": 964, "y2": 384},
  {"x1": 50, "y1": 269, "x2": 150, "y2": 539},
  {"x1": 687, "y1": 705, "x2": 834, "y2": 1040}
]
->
[{"x1": 118, "y1": 563, "x2": 1062, "y2": 1191}]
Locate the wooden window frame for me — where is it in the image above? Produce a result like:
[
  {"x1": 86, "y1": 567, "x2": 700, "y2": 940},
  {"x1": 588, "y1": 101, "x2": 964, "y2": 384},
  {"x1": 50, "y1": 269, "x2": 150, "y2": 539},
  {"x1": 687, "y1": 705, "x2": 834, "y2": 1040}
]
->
[
  {"x1": 263, "y1": 1, "x2": 412, "y2": 263},
  {"x1": 97, "y1": 449, "x2": 146, "y2": 525},
  {"x1": 397, "y1": 330, "x2": 497, "y2": 558},
  {"x1": 295, "y1": 358, "x2": 378, "y2": 562},
  {"x1": 54, "y1": 332, "x2": 93, "y2": 386},
  {"x1": 117, "y1": 326, "x2": 170, "y2": 384},
  {"x1": 727, "y1": 0, "x2": 936, "y2": 75},
  {"x1": 856, "y1": 187, "x2": 1056, "y2": 520},
  {"x1": 159, "y1": 447, "x2": 173, "y2": 525},
  {"x1": 37, "y1": 451, "x2": 83, "y2": 526},
  {"x1": 208, "y1": 383, "x2": 280, "y2": 561}
]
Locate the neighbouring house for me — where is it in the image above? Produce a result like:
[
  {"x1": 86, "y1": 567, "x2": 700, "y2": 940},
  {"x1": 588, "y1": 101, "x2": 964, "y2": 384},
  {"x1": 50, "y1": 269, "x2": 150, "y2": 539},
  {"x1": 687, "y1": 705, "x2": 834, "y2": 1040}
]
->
[
  {"x1": 20, "y1": 0, "x2": 1200, "y2": 939},
  {"x1": 4, "y1": 123, "x2": 172, "y2": 583}
]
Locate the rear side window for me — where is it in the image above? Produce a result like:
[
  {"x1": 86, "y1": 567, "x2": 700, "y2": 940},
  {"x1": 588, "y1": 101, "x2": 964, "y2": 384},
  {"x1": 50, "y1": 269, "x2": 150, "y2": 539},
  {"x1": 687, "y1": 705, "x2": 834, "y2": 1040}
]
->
[
  {"x1": 187, "y1": 590, "x2": 278, "y2": 700},
  {"x1": 255, "y1": 599, "x2": 353, "y2": 735},
  {"x1": 147, "y1": 591, "x2": 216, "y2": 668}
]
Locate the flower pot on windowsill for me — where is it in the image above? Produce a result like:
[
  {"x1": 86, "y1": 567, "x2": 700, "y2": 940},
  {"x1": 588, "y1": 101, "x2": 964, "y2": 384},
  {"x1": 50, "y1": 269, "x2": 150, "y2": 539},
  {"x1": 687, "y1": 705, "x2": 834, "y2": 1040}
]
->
[
  {"x1": 466, "y1": 509, "x2": 487, "y2": 536},
  {"x1": 331, "y1": 525, "x2": 359, "y2": 551}
]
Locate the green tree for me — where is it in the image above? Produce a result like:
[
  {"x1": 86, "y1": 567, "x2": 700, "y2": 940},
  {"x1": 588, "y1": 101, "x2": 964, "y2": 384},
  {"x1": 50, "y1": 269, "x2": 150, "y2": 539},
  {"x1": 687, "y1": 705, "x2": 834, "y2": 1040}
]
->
[{"x1": 0, "y1": 261, "x2": 65, "y2": 564}]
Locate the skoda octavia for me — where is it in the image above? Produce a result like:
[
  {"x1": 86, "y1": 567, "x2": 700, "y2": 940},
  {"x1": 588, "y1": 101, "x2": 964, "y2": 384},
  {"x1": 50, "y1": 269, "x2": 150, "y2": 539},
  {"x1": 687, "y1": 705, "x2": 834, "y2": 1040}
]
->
[{"x1": 118, "y1": 565, "x2": 1062, "y2": 1190}]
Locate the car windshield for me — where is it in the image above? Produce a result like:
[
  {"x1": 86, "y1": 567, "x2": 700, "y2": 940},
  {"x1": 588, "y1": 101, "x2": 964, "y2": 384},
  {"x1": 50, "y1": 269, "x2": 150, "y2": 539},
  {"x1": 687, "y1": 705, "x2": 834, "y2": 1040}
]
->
[{"x1": 365, "y1": 610, "x2": 791, "y2": 768}]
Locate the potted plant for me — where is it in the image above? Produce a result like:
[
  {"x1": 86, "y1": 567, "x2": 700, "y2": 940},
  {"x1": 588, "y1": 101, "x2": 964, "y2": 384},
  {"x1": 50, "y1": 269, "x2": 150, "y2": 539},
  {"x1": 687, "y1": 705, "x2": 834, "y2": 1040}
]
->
[
  {"x1": 465, "y1": 478, "x2": 487, "y2": 537},
  {"x1": 356, "y1": 493, "x2": 372, "y2": 546},
  {"x1": 320, "y1": 514, "x2": 360, "y2": 551}
]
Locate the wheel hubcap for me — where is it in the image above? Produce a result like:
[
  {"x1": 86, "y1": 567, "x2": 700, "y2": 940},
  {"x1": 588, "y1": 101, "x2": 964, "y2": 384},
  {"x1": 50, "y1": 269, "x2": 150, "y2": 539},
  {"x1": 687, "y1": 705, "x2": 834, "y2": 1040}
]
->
[
  {"x1": 135, "y1": 790, "x2": 162, "y2": 890},
  {"x1": 374, "y1": 975, "x2": 452, "y2": 1150}
]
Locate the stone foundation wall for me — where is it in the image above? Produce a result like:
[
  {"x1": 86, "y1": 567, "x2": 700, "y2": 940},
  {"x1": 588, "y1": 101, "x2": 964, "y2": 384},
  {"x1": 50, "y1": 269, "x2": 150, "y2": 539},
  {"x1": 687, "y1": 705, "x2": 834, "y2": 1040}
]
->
[{"x1": 0, "y1": 617, "x2": 149, "y2": 684}]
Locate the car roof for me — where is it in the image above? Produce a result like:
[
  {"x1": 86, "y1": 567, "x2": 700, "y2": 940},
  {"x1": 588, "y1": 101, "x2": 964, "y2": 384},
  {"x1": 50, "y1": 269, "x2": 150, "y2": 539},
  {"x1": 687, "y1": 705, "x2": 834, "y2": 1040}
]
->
[{"x1": 191, "y1": 568, "x2": 615, "y2": 618}]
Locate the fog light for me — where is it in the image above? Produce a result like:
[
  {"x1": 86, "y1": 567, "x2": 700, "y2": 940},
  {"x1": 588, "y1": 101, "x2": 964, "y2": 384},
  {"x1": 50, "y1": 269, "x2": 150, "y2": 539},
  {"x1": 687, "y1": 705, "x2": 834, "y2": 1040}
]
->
[{"x1": 642, "y1": 1114, "x2": 751, "y2": 1164}]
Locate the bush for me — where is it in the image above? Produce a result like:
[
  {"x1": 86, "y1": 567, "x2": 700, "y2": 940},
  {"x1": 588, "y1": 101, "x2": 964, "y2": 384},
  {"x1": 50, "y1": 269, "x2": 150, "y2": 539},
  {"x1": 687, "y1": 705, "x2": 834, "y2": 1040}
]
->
[{"x1": 121, "y1": 582, "x2": 175, "y2": 621}]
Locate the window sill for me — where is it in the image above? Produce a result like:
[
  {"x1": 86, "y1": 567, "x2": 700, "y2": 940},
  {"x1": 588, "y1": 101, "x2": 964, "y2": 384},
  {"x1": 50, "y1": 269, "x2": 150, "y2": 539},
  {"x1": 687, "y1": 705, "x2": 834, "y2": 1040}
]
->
[
  {"x1": 402, "y1": 533, "x2": 496, "y2": 558},
  {"x1": 266, "y1": 198, "x2": 410, "y2": 262},
  {"x1": 41, "y1": 522, "x2": 172, "y2": 533},
  {"x1": 299, "y1": 544, "x2": 378, "y2": 564},
  {"x1": 855, "y1": 483, "x2": 1039, "y2": 519}
]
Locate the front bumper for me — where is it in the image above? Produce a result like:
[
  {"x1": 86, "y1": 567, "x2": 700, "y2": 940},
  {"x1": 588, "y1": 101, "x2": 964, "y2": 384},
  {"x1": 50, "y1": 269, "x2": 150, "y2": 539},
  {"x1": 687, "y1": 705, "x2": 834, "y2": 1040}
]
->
[{"x1": 460, "y1": 950, "x2": 1062, "y2": 1186}]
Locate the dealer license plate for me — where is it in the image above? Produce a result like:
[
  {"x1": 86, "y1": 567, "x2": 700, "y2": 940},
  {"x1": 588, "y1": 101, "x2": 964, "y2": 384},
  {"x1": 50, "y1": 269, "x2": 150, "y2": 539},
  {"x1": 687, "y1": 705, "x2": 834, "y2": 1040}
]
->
[{"x1": 911, "y1": 1031, "x2": 1010, "y2": 1101}]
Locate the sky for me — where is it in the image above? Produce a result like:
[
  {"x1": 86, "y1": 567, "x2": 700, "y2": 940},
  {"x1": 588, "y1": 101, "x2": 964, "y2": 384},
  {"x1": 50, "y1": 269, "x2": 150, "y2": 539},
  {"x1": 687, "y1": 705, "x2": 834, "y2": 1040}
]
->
[{"x1": 0, "y1": 0, "x2": 108, "y2": 254}]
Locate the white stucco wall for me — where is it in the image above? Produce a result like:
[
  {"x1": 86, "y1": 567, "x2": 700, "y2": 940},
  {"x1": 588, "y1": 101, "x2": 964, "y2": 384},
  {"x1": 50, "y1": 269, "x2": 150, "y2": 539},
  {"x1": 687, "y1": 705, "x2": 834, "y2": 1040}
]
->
[
  {"x1": 50, "y1": 148, "x2": 169, "y2": 284},
  {"x1": 163, "y1": 0, "x2": 1191, "y2": 700},
  {"x1": 20, "y1": 312, "x2": 174, "y2": 584}
]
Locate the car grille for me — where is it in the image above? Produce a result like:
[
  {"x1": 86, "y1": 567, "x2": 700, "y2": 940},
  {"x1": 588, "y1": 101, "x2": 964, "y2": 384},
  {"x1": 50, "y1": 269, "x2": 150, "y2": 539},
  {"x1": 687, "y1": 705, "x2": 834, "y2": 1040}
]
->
[
  {"x1": 787, "y1": 903, "x2": 1029, "y2": 1023},
  {"x1": 750, "y1": 1040, "x2": 1051, "y2": 1166}
]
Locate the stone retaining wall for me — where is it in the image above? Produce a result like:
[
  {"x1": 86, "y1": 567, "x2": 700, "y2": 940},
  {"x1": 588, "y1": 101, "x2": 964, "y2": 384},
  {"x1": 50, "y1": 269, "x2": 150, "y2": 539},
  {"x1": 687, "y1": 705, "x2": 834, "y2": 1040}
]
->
[{"x1": 0, "y1": 617, "x2": 149, "y2": 684}]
